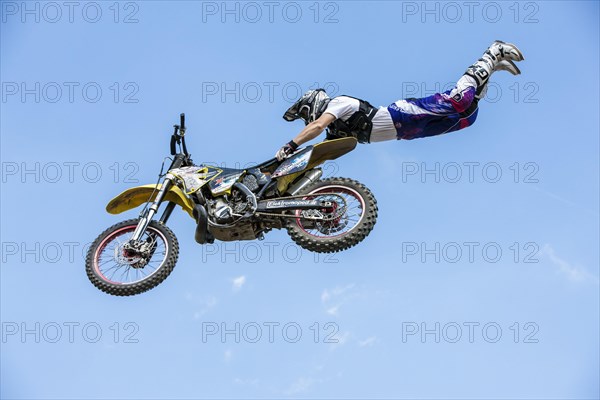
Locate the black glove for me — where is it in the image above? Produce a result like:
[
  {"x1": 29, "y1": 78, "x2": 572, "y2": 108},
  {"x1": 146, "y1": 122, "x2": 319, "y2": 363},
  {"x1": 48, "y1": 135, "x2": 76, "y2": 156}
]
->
[{"x1": 275, "y1": 140, "x2": 299, "y2": 161}]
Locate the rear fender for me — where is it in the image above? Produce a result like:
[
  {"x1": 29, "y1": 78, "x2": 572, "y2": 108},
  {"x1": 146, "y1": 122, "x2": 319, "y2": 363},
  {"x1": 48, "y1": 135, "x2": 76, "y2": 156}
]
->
[{"x1": 106, "y1": 184, "x2": 196, "y2": 219}]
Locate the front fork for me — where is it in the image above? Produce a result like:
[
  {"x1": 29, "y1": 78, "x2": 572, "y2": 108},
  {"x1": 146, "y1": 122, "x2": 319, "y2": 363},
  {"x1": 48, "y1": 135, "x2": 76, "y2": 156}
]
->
[{"x1": 130, "y1": 173, "x2": 175, "y2": 242}]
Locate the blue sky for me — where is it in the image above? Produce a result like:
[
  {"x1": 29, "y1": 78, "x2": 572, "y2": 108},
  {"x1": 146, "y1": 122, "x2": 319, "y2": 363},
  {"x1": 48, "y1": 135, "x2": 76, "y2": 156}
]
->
[{"x1": 1, "y1": 1, "x2": 598, "y2": 398}]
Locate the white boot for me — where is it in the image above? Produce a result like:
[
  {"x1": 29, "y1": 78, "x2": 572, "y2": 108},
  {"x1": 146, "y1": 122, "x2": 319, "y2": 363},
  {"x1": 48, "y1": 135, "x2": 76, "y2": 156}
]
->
[{"x1": 465, "y1": 41, "x2": 524, "y2": 99}]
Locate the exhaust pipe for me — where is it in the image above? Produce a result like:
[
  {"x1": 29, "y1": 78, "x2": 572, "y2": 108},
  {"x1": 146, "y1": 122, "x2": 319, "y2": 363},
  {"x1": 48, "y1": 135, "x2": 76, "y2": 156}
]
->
[{"x1": 287, "y1": 168, "x2": 323, "y2": 195}]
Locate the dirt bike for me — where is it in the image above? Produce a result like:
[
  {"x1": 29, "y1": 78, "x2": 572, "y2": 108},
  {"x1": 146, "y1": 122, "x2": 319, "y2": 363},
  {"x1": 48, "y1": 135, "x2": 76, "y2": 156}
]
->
[{"x1": 86, "y1": 114, "x2": 378, "y2": 296}]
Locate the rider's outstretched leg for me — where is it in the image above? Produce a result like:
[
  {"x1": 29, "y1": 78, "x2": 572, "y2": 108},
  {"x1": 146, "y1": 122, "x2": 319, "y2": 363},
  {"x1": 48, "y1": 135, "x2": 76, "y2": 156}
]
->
[{"x1": 388, "y1": 41, "x2": 524, "y2": 140}]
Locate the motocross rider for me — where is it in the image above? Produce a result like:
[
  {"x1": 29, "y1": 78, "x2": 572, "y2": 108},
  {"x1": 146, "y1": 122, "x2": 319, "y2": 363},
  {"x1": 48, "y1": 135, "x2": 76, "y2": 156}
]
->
[{"x1": 276, "y1": 41, "x2": 524, "y2": 160}]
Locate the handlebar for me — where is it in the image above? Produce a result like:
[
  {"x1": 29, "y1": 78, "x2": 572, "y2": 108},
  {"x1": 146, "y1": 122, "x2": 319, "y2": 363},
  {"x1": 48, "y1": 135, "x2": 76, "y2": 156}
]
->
[
  {"x1": 180, "y1": 113, "x2": 186, "y2": 135},
  {"x1": 170, "y1": 112, "x2": 189, "y2": 157}
]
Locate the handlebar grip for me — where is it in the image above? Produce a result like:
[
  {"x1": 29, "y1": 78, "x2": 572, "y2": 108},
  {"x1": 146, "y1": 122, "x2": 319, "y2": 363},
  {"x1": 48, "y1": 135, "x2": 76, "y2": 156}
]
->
[{"x1": 180, "y1": 113, "x2": 185, "y2": 131}]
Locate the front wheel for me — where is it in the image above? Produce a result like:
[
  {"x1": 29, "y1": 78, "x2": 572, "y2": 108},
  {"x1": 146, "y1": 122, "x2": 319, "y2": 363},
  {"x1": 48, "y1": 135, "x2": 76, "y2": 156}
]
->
[
  {"x1": 286, "y1": 177, "x2": 378, "y2": 253},
  {"x1": 86, "y1": 219, "x2": 179, "y2": 296}
]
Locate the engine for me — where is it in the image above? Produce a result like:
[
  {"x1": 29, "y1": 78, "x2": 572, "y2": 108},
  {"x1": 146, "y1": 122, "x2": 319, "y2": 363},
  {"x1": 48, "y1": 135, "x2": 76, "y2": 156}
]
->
[
  {"x1": 207, "y1": 193, "x2": 258, "y2": 241},
  {"x1": 204, "y1": 172, "x2": 266, "y2": 241},
  {"x1": 208, "y1": 188, "x2": 253, "y2": 224}
]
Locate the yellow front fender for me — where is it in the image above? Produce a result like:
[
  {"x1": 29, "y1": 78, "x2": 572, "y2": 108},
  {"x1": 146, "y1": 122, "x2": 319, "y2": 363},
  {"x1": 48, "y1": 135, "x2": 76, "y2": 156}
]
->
[{"x1": 106, "y1": 184, "x2": 196, "y2": 219}]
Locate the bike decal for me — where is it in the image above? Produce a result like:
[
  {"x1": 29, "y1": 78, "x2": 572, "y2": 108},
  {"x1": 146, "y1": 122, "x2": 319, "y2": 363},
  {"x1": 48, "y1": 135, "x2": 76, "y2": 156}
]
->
[
  {"x1": 170, "y1": 166, "x2": 222, "y2": 194},
  {"x1": 209, "y1": 172, "x2": 243, "y2": 194},
  {"x1": 266, "y1": 199, "x2": 319, "y2": 208},
  {"x1": 272, "y1": 148, "x2": 312, "y2": 178}
]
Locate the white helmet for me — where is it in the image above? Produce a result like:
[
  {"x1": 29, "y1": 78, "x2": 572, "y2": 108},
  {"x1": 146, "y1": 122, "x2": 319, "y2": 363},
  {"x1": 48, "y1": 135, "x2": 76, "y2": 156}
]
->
[{"x1": 283, "y1": 89, "x2": 330, "y2": 125}]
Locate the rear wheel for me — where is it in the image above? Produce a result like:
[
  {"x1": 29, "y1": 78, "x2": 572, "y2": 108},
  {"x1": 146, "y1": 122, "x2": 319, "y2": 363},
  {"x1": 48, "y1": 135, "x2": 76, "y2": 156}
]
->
[
  {"x1": 286, "y1": 177, "x2": 377, "y2": 253},
  {"x1": 86, "y1": 219, "x2": 179, "y2": 296}
]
